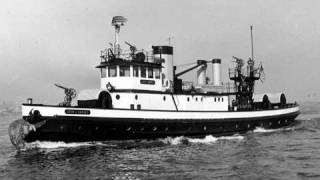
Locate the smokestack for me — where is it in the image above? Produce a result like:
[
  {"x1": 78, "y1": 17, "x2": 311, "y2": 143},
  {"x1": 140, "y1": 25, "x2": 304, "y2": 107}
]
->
[
  {"x1": 212, "y1": 59, "x2": 221, "y2": 86},
  {"x1": 197, "y1": 64, "x2": 207, "y2": 86},
  {"x1": 152, "y1": 46, "x2": 174, "y2": 90}
]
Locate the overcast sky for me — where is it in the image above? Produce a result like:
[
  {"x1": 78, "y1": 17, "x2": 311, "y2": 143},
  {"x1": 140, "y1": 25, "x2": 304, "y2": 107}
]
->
[{"x1": 1, "y1": 0, "x2": 319, "y2": 104}]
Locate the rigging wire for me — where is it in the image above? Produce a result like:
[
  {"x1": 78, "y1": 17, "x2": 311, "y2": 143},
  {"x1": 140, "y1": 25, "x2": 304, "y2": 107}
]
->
[{"x1": 175, "y1": 62, "x2": 197, "y2": 68}]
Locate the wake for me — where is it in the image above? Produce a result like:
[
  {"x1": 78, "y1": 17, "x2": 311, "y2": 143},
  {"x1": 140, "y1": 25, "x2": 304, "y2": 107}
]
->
[
  {"x1": 20, "y1": 134, "x2": 245, "y2": 150},
  {"x1": 160, "y1": 135, "x2": 244, "y2": 145},
  {"x1": 253, "y1": 127, "x2": 295, "y2": 133}
]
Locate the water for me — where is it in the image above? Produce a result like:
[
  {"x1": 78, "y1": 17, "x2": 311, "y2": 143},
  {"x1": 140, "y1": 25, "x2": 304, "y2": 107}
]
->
[{"x1": 0, "y1": 102, "x2": 319, "y2": 179}]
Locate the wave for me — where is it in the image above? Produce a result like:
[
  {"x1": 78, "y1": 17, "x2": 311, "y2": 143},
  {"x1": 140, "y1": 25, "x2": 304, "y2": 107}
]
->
[
  {"x1": 24, "y1": 141, "x2": 95, "y2": 150},
  {"x1": 253, "y1": 127, "x2": 294, "y2": 133},
  {"x1": 160, "y1": 135, "x2": 244, "y2": 145},
  {"x1": 20, "y1": 135, "x2": 245, "y2": 150},
  {"x1": 297, "y1": 114, "x2": 320, "y2": 121},
  {"x1": 253, "y1": 127, "x2": 279, "y2": 133}
]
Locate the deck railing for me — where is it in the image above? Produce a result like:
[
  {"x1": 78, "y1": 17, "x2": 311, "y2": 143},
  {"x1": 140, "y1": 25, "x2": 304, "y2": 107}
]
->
[{"x1": 100, "y1": 48, "x2": 155, "y2": 63}]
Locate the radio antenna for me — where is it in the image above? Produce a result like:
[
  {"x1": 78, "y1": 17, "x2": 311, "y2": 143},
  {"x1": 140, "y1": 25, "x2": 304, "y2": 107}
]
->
[{"x1": 250, "y1": 25, "x2": 254, "y2": 61}]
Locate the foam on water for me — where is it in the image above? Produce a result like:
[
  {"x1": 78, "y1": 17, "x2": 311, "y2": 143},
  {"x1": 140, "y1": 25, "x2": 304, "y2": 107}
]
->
[
  {"x1": 20, "y1": 135, "x2": 245, "y2": 150},
  {"x1": 253, "y1": 127, "x2": 295, "y2": 133},
  {"x1": 298, "y1": 114, "x2": 320, "y2": 121},
  {"x1": 187, "y1": 135, "x2": 219, "y2": 144},
  {"x1": 160, "y1": 136, "x2": 185, "y2": 145},
  {"x1": 18, "y1": 128, "x2": 296, "y2": 150},
  {"x1": 19, "y1": 127, "x2": 298, "y2": 150},
  {"x1": 161, "y1": 135, "x2": 244, "y2": 145},
  {"x1": 24, "y1": 141, "x2": 94, "y2": 150},
  {"x1": 253, "y1": 127, "x2": 279, "y2": 133}
]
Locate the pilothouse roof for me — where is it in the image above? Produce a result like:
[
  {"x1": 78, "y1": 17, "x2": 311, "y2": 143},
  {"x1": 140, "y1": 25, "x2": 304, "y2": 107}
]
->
[{"x1": 96, "y1": 58, "x2": 162, "y2": 68}]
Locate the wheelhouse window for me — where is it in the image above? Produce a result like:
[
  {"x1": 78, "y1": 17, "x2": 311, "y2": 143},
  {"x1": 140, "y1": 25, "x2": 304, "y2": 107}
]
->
[
  {"x1": 141, "y1": 67, "x2": 146, "y2": 78},
  {"x1": 133, "y1": 66, "x2": 139, "y2": 77},
  {"x1": 148, "y1": 68, "x2": 153, "y2": 78},
  {"x1": 120, "y1": 66, "x2": 130, "y2": 77},
  {"x1": 108, "y1": 66, "x2": 117, "y2": 77},
  {"x1": 154, "y1": 68, "x2": 160, "y2": 79},
  {"x1": 101, "y1": 68, "x2": 106, "y2": 78}
]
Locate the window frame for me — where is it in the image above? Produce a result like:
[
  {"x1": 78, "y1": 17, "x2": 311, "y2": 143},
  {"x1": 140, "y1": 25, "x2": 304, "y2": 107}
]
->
[
  {"x1": 119, "y1": 65, "x2": 130, "y2": 77},
  {"x1": 108, "y1": 66, "x2": 117, "y2": 77},
  {"x1": 148, "y1": 68, "x2": 153, "y2": 79},
  {"x1": 141, "y1": 66, "x2": 147, "y2": 78},
  {"x1": 101, "y1": 67, "x2": 106, "y2": 78},
  {"x1": 133, "y1": 65, "x2": 139, "y2": 77},
  {"x1": 154, "y1": 68, "x2": 160, "y2": 79}
]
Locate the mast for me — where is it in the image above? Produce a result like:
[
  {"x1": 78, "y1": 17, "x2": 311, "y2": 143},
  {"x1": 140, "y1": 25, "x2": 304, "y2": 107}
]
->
[
  {"x1": 111, "y1": 16, "x2": 127, "y2": 58},
  {"x1": 250, "y1": 26, "x2": 254, "y2": 61},
  {"x1": 229, "y1": 26, "x2": 261, "y2": 110}
]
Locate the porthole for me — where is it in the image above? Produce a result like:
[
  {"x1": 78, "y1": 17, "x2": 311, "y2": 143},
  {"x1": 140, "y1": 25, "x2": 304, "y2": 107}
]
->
[
  {"x1": 203, "y1": 126, "x2": 207, "y2": 131},
  {"x1": 222, "y1": 98, "x2": 224, "y2": 102},
  {"x1": 116, "y1": 94, "x2": 120, "y2": 100},
  {"x1": 153, "y1": 127, "x2": 157, "y2": 131},
  {"x1": 187, "y1": 97, "x2": 190, "y2": 102},
  {"x1": 163, "y1": 96, "x2": 166, "y2": 101},
  {"x1": 201, "y1": 97, "x2": 203, "y2": 101},
  {"x1": 218, "y1": 97, "x2": 220, "y2": 102},
  {"x1": 196, "y1": 97, "x2": 198, "y2": 101},
  {"x1": 135, "y1": 95, "x2": 138, "y2": 100},
  {"x1": 214, "y1": 97, "x2": 216, "y2": 102},
  {"x1": 247, "y1": 124, "x2": 250, "y2": 128},
  {"x1": 236, "y1": 124, "x2": 238, "y2": 129}
]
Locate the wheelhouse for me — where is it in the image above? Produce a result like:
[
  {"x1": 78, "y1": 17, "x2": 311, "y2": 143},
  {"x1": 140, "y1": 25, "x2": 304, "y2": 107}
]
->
[{"x1": 97, "y1": 58, "x2": 163, "y2": 91}]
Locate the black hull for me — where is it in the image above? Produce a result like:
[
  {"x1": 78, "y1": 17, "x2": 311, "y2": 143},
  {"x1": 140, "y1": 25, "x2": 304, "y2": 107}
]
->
[{"x1": 24, "y1": 112, "x2": 299, "y2": 142}]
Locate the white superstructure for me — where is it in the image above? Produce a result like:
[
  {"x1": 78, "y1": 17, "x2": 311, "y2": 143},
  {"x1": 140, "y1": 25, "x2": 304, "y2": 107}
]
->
[{"x1": 76, "y1": 16, "x2": 229, "y2": 112}]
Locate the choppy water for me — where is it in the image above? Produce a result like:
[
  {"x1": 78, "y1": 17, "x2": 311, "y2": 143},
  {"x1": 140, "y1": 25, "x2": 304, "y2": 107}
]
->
[{"x1": 0, "y1": 102, "x2": 320, "y2": 180}]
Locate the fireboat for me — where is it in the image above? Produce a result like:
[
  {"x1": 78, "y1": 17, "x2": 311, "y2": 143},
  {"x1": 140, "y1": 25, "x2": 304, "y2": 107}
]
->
[{"x1": 9, "y1": 16, "x2": 300, "y2": 149}]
